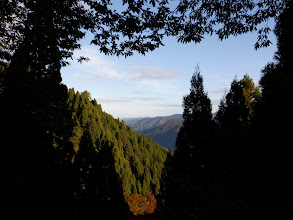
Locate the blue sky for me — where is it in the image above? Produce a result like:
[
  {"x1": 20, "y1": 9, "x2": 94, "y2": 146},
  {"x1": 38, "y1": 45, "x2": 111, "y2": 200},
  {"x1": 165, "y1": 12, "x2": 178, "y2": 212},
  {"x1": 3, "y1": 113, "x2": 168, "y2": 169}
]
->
[{"x1": 61, "y1": 25, "x2": 277, "y2": 119}]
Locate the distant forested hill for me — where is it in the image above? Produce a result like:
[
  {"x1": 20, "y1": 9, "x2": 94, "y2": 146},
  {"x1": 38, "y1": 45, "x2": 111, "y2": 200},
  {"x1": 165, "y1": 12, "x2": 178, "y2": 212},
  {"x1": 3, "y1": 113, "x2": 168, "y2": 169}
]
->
[{"x1": 124, "y1": 115, "x2": 183, "y2": 151}]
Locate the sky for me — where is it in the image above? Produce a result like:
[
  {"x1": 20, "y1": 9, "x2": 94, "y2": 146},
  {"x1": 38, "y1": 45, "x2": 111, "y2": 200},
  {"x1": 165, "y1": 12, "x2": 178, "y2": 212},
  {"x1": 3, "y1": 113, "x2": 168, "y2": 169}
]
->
[{"x1": 61, "y1": 24, "x2": 277, "y2": 119}]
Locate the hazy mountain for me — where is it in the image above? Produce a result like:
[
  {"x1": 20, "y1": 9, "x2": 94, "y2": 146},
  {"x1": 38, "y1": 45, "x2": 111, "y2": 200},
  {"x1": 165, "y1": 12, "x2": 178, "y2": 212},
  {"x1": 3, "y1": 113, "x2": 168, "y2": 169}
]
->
[
  {"x1": 124, "y1": 114, "x2": 183, "y2": 151},
  {"x1": 165, "y1": 114, "x2": 183, "y2": 119}
]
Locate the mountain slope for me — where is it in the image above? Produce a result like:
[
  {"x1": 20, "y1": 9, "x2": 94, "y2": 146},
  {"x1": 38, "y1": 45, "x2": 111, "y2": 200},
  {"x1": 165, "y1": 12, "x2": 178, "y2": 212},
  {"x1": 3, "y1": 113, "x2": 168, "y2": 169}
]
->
[
  {"x1": 125, "y1": 115, "x2": 183, "y2": 151},
  {"x1": 67, "y1": 88, "x2": 169, "y2": 215},
  {"x1": 125, "y1": 117, "x2": 169, "y2": 133},
  {"x1": 145, "y1": 118, "x2": 183, "y2": 151}
]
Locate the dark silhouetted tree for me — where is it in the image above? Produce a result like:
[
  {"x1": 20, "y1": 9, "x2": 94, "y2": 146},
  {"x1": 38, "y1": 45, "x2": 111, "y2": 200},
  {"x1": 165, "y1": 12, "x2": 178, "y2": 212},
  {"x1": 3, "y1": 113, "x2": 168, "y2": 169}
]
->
[
  {"x1": 176, "y1": 66, "x2": 213, "y2": 166},
  {"x1": 255, "y1": 1, "x2": 293, "y2": 136},
  {"x1": 216, "y1": 74, "x2": 259, "y2": 130},
  {"x1": 0, "y1": 61, "x2": 9, "y2": 94},
  {"x1": 73, "y1": 129, "x2": 97, "y2": 199},
  {"x1": 164, "y1": 66, "x2": 214, "y2": 219}
]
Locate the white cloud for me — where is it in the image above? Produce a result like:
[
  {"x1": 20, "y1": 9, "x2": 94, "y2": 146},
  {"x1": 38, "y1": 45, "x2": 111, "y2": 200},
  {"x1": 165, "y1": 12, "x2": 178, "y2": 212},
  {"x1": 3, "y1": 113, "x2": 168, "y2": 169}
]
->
[
  {"x1": 92, "y1": 65, "x2": 178, "y2": 82},
  {"x1": 211, "y1": 86, "x2": 230, "y2": 94},
  {"x1": 152, "y1": 104, "x2": 182, "y2": 107},
  {"x1": 97, "y1": 96, "x2": 163, "y2": 103},
  {"x1": 136, "y1": 80, "x2": 178, "y2": 93},
  {"x1": 73, "y1": 73, "x2": 84, "y2": 79},
  {"x1": 139, "y1": 97, "x2": 163, "y2": 101},
  {"x1": 97, "y1": 97, "x2": 132, "y2": 103},
  {"x1": 72, "y1": 47, "x2": 178, "y2": 83},
  {"x1": 128, "y1": 66, "x2": 178, "y2": 80}
]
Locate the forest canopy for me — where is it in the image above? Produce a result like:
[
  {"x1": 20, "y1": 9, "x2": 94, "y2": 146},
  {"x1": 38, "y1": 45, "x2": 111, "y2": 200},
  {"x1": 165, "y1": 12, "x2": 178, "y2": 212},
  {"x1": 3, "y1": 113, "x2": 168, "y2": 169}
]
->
[{"x1": 67, "y1": 88, "x2": 168, "y2": 200}]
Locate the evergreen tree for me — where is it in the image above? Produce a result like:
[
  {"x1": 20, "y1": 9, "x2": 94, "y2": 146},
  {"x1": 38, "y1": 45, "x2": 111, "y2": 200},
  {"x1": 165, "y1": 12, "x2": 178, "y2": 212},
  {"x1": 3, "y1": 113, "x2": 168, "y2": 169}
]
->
[
  {"x1": 73, "y1": 129, "x2": 97, "y2": 199},
  {"x1": 255, "y1": 1, "x2": 293, "y2": 136},
  {"x1": 1, "y1": 0, "x2": 75, "y2": 206},
  {"x1": 165, "y1": 66, "x2": 214, "y2": 219},
  {"x1": 176, "y1": 65, "x2": 213, "y2": 158},
  {"x1": 216, "y1": 74, "x2": 259, "y2": 130},
  {"x1": 66, "y1": 89, "x2": 168, "y2": 216}
]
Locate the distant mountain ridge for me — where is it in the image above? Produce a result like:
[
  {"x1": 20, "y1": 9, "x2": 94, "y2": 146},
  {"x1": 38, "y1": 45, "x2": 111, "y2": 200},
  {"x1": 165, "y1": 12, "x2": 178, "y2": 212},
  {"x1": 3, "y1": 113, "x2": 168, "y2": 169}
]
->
[{"x1": 124, "y1": 114, "x2": 183, "y2": 151}]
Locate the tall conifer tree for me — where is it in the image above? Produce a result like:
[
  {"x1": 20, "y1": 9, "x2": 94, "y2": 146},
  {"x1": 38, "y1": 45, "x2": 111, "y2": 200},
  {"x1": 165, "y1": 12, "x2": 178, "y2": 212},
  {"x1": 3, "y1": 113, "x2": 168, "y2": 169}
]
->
[
  {"x1": 175, "y1": 66, "x2": 213, "y2": 177},
  {"x1": 216, "y1": 74, "x2": 259, "y2": 130},
  {"x1": 176, "y1": 66, "x2": 213, "y2": 153}
]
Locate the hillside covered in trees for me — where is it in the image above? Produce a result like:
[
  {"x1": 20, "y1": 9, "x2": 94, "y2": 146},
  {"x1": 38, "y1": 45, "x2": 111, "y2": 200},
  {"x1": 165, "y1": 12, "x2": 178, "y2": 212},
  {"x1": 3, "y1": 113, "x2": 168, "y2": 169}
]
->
[
  {"x1": 68, "y1": 88, "x2": 168, "y2": 198},
  {"x1": 67, "y1": 89, "x2": 169, "y2": 216}
]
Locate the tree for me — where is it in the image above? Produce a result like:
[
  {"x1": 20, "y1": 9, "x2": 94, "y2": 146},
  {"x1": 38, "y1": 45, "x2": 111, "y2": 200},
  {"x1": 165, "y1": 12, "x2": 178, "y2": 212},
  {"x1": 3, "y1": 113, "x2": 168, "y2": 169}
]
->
[
  {"x1": 174, "y1": 65, "x2": 214, "y2": 196},
  {"x1": 1, "y1": 0, "x2": 289, "y2": 62},
  {"x1": 274, "y1": 0, "x2": 293, "y2": 68},
  {"x1": 73, "y1": 129, "x2": 96, "y2": 199},
  {"x1": 0, "y1": 61, "x2": 9, "y2": 94},
  {"x1": 216, "y1": 74, "x2": 259, "y2": 130},
  {"x1": 144, "y1": 192, "x2": 157, "y2": 214},
  {"x1": 1, "y1": 0, "x2": 79, "y2": 205},
  {"x1": 255, "y1": 1, "x2": 293, "y2": 135},
  {"x1": 127, "y1": 193, "x2": 146, "y2": 216},
  {"x1": 0, "y1": 0, "x2": 27, "y2": 60},
  {"x1": 176, "y1": 65, "x2": 213, "y2": 153},
  {"x1": 126, "y1": 192, "x2": 157, "y2": 216}
]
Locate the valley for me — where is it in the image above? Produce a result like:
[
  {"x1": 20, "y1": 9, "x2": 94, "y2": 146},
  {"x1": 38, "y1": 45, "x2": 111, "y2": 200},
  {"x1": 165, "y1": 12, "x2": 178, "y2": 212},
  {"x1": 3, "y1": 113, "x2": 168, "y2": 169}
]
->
[{"x1": 124, "y1": 114, "x2": 183, "y2": 151}]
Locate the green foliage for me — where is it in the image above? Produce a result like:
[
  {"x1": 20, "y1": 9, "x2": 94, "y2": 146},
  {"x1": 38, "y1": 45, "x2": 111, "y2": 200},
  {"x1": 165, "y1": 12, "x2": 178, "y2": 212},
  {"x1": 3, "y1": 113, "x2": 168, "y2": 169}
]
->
[
  {"x1": 1, "y1": 0, "x2": 287, "y2": 62},
  {"x1": 67, "y1": 89, "x2": 168, "y2": 208},
  {"x1": 216, "y1": 74, "x2": 259, "y2": 130}
]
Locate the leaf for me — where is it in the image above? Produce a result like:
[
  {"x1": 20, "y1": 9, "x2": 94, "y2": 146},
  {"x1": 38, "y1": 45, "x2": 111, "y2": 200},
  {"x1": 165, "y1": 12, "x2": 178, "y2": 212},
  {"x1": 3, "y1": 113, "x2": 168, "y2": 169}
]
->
[{"x1": 77, "y1": 56, "x2": 90, "y2": 63}]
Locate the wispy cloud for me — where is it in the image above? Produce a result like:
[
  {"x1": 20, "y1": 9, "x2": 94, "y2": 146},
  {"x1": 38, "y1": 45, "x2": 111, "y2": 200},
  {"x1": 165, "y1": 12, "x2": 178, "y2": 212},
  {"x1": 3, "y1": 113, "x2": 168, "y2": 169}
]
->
[
  {"x1": 211, "y1": 86, "x2": 230, "y2": 94},
  {"x1": 136, "y1": 80, "x2": 178, "y2": 93},
  {"x1": 152, "y1": 104, "x2": 182, "y2": 107},
  {"x1": 140, "y1": 97, "x2": 163, "y2": 101},
  {"x1": 97, "y1": 97, "x2": 132, "y2": 103},
  {"x1": 92, "y1": 65, "x2": 178, "y2": 82},
  {"x1": 73, "y1": 73, "x2": 84, "y2": 79},
  {"x1": 97, "y1": 96, "x2": 163, "y2": 103},
  {"x1": 73, "y1": 47, "x2": 178, "y2": 83},
  {"x1": 128, "y1": 66, "x2": 178, "y2": 80}
]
